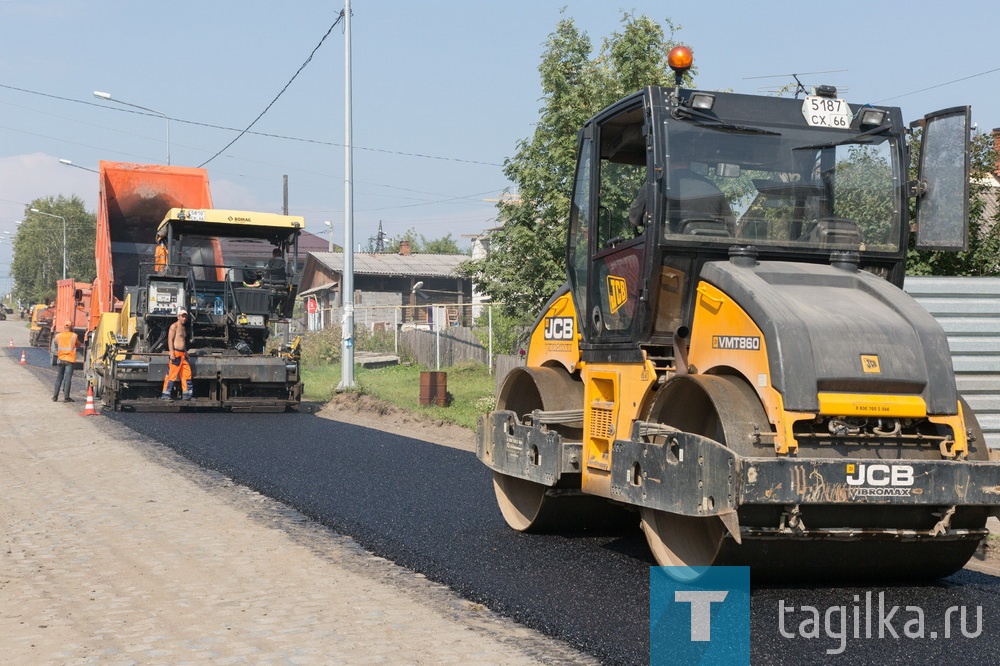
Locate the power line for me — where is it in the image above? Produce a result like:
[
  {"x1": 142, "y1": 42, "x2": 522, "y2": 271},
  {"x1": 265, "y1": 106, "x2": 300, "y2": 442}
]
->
[
  {"x1": 874, "y1": 66, "x2": 1000, "y2": 104},
  {"x1": 199, "y1": 12, "x2": 344, "y2": 167},
  {"x1": 0, "y1": 86, "x2": 502, "y2": 167}
]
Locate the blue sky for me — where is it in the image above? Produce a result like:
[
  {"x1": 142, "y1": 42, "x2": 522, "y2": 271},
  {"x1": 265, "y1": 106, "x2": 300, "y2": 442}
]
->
[{"x1": 1, "y1": 0, "x2": 998, "y2": 279}]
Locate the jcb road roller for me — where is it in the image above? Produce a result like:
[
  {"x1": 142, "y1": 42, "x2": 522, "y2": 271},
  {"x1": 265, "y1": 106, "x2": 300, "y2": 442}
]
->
[{"x1": 478, "y1": 47, "x2": 1000, "y2": 580}]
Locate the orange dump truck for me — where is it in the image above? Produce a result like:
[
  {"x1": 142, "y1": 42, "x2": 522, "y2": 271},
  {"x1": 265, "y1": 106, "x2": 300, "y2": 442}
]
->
[
  {"x1": 48, "y1": 279, "x2": 93, "y2": 365},
  {"x1": 92, "y1": 161, "x2": 214, "y2": 323}
]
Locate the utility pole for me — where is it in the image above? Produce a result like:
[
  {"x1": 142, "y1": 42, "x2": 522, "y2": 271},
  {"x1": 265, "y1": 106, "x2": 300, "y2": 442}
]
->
[{"x1": 338, "y1": 0, "x2": 355, "y2": 390}]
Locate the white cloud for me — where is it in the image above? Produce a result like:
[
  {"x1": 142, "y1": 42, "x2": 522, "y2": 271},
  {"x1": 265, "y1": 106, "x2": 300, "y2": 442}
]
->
[
  {"x1": 209, "y1": 178, "x2": 275, "y2": 213},
  {"x1": 0, "y1": 152, "x2": 97, "y2": 222}
]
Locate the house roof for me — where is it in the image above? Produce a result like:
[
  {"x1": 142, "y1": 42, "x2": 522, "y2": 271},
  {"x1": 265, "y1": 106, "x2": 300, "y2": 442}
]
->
[
  {"x1": 299, "y1": 230, "x2": 334, "y2": 253},
  {"x1": 308, "y1": 252, "x2": 467, "y2": 278},
  {"x1": 220, "y1": 229, "x2": 334, "y2": 263},
  {"x1": 298, "y1": 281, "x2": 338, "y2": 298}
]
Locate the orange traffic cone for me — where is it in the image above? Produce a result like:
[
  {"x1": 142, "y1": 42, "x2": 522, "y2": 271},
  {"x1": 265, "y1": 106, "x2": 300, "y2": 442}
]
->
[
  {"x1": 8, "y1": 339, "x2": 12, "y2": 348},
  {"x1": 19, "y1": 350, "x2": 26, "y2": 364},
  {"x1": 80, "y1": 385, "x2": 100, "y2": 416}
]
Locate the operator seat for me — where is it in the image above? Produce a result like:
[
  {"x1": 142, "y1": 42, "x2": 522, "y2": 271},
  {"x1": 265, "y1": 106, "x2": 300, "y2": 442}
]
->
[
  {"x1": 261, "y1": 258, "x2": 288, "y2": 291},
  {"x1": 798, "y1": 217, "x2": 862, "y2": 247},
  {"x1": 665, "y1": 167, "x2": 734, "y2": 235}
]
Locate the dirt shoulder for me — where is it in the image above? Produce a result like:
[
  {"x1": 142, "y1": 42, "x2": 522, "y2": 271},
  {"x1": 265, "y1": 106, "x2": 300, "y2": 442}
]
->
[{"x1": 315, "y1": 391, "x2": 477, "y2": 452}]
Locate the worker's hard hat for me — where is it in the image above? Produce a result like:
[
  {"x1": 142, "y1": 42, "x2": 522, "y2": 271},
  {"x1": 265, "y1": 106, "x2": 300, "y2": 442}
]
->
[
  {"x1": 64, "y1": 320, "x2": 73, "y2": 328},
  {"x1": 177, "y1": 308, "x2": 188, "y2": 316}
]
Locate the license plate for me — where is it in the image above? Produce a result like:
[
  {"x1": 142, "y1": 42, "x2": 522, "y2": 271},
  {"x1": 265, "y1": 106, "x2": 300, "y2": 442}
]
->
[{"x1": 801, "y1": 95, "x2": 851, "y2": 128}]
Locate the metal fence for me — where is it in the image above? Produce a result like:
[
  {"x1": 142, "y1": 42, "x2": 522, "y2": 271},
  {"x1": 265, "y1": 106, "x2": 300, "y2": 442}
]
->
[
  {"x1": 306, "y1": 302, "x2": 500, "y2": 372},
  {"x1": 905, "y1": 277, "x2": 1000, "y2": 451}
]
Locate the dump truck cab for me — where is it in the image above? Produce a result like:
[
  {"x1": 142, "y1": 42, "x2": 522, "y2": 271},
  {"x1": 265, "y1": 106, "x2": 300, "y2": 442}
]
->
[{"x1": 478, "y1": 47, "x2": 997, "y2": 580}]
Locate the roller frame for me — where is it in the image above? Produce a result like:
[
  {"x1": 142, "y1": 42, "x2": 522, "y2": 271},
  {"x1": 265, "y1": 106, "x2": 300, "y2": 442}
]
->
[
  {"x1": 481, "y1": 410, "x2": 1000, "y2": 520},
  {"x1": 477, "y1": 410, "x2": 583, "y2": 487}
]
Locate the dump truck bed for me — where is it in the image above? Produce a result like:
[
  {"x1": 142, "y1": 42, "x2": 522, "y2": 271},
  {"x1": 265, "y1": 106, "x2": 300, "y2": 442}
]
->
[{"x1": 95, "y1": 162, "x2": 213, "y2": 322}]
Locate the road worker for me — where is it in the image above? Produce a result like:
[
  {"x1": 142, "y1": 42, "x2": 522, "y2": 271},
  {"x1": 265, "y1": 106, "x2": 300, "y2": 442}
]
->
[
  {"x1": 154, "y1": 234, "x2": 168, "y2": 272},
  {"x1": 161, "y1": 308, "x2": 193, "y2": 401},
  {"x1": 52, "y1": 320, "x2": 80, "y2": 402}
]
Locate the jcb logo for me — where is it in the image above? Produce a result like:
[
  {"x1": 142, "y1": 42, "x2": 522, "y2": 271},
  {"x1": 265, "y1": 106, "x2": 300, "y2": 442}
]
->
[
  {"x1": 607, "y1": 276, "x2": 628, "y2": 314},
  {"x1": 543, "y1": 317, "x2": 574, "y2": 340},
  {"x1": 861, "y1": 354, "x2": 881, "y2": 374},
  {"x1": 846, "y1": 463, "x2": 914, "y2": 487}
]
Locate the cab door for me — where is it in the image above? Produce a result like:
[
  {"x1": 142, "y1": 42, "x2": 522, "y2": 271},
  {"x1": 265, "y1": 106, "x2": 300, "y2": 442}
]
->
[
  {"x1": 587, "y1": 102, "x2": 651, "y2": 343},
  {"x1": 914, "y1": 106, "x2": 971, "y2": 251}
]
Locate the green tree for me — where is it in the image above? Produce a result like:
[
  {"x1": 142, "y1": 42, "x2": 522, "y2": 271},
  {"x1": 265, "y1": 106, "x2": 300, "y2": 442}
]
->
[
  {"x1": 380, "y1": 227, "x2": 467, "y2": 255},
  {"x1": 907, "y1": 131, "x2": 1000, "y2": 275},
  {"x1": 463, "y1": 12, "x2": 686, "y2": 323},
  {"x1": 420, "y1": 233, "x2": 466, "y2": 255},
  {"x1": 12, "y1": 195, "x2": 96, "y2": 305}
]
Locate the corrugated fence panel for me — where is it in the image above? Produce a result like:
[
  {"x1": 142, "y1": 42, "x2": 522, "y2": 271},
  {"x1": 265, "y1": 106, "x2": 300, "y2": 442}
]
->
[{"x1": 905, "y1": 276, "x2": 1000, "y2": 451}]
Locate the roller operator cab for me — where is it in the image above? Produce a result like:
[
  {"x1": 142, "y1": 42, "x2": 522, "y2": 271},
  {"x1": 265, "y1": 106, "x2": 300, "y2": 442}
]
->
[
  {"x1": 477, "y1": 46, "x2": 999, "y2": 580},
  {"x1": 90, "y1": 207, "x2": 305, "y2": 412}
]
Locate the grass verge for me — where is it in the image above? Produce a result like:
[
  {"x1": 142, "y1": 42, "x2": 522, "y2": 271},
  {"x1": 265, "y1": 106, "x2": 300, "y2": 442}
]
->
[{"x1": 302, "y1": 360, "x2": 496, "y2": 431}]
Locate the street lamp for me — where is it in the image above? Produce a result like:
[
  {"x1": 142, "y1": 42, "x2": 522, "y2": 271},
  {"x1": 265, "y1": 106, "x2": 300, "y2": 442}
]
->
[
  {"x1": 93, "y1": 91, "x2": 171, "y2": 165},
  {"x1": 59, "y1": 159, "x2": 99, "y2": 174},
  {"x1": 29, "y1": 208, "x2": 67, "y2": 280},
  {"x1": 323, "y1": 220, "x2": 334, "y2": 252}
]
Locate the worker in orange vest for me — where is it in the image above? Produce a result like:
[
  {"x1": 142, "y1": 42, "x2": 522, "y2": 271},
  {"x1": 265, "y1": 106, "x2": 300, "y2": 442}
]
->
[
  {"x1": 52, "y1": 320, "x2": 80, "y2": 402},
  {"x1": 154, "y1": 233, "x2": 168, "y2": 272}
]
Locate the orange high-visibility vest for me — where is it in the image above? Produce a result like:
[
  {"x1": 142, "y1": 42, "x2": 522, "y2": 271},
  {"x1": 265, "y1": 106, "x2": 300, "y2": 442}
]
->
[
  {"x1": 55, "y1": 330, "x2": 78, "y2": 363},
  {"x1": 154, "y1": 244, "x2": 168, "y2": 271}
]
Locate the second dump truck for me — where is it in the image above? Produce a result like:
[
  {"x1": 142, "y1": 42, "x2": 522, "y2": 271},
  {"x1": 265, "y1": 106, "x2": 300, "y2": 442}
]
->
[{"x1": 478, "y1": 47, "x2": 1000, "y2": 580}]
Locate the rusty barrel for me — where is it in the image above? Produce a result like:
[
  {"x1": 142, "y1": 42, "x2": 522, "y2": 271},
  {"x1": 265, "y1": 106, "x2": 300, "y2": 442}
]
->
[{"x1": 419, "y1": 371, "x2": 447, "y2": 407}]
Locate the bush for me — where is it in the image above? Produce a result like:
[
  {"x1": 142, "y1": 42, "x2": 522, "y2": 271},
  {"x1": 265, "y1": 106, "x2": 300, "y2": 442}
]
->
[
  {"x1": 300, "y1": 326, "x2": 343, "y2": 366},
  {"x1": 473, "y1": 308, "x2": 530, "y2": 356}
]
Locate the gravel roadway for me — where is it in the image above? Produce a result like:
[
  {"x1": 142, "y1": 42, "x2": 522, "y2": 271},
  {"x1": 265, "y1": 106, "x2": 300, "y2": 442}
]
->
[{"x1": 0, "y1": 318, "x2": 595, "y2": 666}]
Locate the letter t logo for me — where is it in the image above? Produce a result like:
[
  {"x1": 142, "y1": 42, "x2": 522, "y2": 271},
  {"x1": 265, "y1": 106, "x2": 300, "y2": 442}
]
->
[{"x1": 675, "y1": 590, "x2": 729, "y2": 641}]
